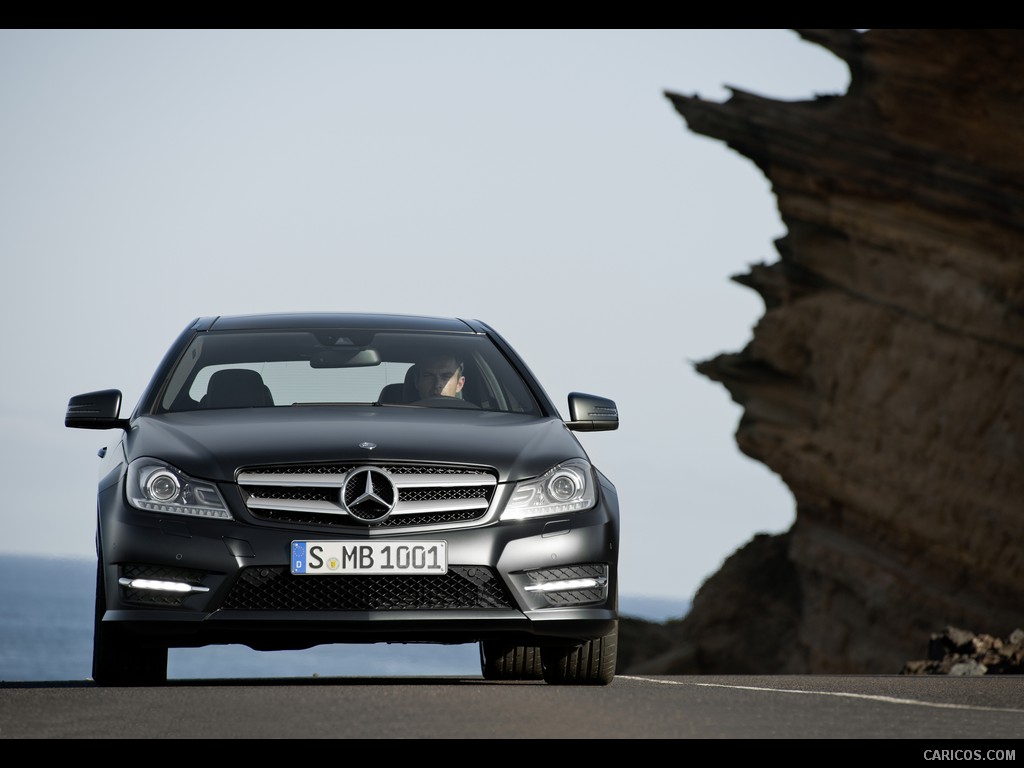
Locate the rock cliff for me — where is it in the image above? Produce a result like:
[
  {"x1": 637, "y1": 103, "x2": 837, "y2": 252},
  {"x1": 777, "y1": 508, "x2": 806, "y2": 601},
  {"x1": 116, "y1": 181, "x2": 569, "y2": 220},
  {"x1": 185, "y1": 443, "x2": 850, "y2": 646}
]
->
[{"x1": 627, "y1": 29, "x2": 1024, "y2": 674}]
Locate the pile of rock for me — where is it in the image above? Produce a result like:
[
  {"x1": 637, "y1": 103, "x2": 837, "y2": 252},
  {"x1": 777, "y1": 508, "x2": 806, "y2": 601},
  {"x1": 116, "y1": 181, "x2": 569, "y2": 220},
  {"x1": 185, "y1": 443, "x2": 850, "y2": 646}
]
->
[{"x1": 902, "y1": 626, "x2": 1024, "y2": 676}]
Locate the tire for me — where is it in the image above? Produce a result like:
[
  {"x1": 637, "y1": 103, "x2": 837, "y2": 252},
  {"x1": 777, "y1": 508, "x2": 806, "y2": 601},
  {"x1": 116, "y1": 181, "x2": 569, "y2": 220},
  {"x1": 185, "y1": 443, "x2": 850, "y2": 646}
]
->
[
  {"x1": 479, "y1": 641, "x2": 544, "y2": 680},
  {"x1": 541, "y1": 621, "x2": 618, "y2": 686},
  {"x1": 92, "y1": 559, "x2": 167, "y2": 687}
]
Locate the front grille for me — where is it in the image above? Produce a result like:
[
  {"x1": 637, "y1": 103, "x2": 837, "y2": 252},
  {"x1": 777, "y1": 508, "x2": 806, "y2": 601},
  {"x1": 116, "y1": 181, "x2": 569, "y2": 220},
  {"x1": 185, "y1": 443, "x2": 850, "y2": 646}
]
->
[
  {"x1": 222, "y1": 565, "x2": 514, "y2": 611},
  {"x1": 237, "y1": 463, "x2": 497, "y2": 530},
  {"x1": 119, "y1": 563, "x2": 210, "y2": 606}
]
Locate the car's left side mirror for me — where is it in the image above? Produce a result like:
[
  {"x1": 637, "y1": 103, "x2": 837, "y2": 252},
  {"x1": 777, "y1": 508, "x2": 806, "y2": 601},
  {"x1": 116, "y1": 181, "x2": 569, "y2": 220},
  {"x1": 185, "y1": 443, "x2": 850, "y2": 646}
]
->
[
  {"x1": 65, "y1": 389, "x2": 130, "y2": 430},
  {"x1": 564, "y1": 392, "x2": 618, "y2": 432}
]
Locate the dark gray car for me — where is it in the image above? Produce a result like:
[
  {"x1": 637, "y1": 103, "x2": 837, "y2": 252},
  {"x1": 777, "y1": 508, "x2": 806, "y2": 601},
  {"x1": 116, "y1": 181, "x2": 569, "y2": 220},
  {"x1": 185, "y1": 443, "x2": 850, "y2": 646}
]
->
[{"x1": 66, "y1": 313, "x2": 620, "y2": 686}]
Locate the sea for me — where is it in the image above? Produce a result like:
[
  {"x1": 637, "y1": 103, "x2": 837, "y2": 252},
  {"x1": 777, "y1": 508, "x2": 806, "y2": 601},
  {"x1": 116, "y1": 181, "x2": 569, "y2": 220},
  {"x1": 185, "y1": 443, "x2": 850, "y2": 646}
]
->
[{"x1": 0, "y1": 554, "x2": 689, "y2": 683}]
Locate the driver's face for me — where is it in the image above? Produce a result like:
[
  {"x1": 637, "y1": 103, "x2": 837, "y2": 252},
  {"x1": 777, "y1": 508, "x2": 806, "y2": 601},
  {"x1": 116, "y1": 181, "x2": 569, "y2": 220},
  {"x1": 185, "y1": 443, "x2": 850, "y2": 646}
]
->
[{"x1": 416, "y1": 357, "x2": 465, "y2": 399}]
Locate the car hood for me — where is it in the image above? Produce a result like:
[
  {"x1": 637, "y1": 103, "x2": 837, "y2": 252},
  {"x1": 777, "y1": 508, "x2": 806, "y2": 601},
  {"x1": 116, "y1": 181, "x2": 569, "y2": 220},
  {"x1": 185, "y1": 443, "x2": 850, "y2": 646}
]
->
[{"x1": 125, "y1": 406, "x2": 587, "y2": 483}]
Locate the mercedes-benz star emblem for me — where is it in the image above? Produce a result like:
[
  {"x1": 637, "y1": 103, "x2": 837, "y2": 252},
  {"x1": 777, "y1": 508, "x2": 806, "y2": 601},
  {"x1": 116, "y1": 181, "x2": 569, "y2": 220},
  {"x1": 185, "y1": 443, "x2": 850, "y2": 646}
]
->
[{"x1": 341, "y1": 467, "x2": 397, "y2": 523}]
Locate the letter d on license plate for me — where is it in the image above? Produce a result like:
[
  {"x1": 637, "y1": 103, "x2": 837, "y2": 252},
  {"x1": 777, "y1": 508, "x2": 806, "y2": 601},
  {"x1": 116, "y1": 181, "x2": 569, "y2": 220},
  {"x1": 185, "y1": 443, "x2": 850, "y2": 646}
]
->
[{"x1": 291, "y1": 541, "x2": 448, "y2": 575}]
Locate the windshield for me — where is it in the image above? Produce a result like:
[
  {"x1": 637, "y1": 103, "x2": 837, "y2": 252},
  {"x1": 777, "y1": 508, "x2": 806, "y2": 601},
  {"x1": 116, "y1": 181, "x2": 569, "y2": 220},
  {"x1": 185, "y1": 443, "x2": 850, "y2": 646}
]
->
[{"x1": 156, "y1": 329, "x2": 542, "y2": 415}]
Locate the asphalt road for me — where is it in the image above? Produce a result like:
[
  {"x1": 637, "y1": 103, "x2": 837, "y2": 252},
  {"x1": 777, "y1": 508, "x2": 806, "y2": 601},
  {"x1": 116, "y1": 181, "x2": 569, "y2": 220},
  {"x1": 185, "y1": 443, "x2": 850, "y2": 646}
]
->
[{"x1": 2, "y1": 674, "x2": 1023, "y2": 742}]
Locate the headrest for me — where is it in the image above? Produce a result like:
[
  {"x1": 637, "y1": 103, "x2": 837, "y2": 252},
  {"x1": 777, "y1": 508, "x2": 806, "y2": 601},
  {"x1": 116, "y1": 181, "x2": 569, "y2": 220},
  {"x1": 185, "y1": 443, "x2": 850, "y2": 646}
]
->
[{"x1": 204, "y1": 369, "x2": 272, "y2": 409}]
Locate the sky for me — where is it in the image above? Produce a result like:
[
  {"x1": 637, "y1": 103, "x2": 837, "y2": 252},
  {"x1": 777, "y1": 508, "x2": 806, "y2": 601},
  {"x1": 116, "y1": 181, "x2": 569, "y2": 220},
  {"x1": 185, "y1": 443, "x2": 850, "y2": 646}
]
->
[{"x1": 0, "y1": 29, "x2": 851, "y2": 606}]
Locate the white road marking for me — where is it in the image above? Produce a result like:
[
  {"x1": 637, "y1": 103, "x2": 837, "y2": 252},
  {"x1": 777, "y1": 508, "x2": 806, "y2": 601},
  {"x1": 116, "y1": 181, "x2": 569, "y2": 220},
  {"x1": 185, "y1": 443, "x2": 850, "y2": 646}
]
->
[{"x1": 619, "y1": 676, "x2": 1024, "y2": 714}]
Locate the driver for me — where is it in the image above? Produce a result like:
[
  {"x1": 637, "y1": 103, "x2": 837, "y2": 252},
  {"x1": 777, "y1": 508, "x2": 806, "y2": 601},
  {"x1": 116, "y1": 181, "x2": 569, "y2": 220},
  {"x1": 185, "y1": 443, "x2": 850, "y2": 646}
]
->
[{"x1": 414, "y1": 354, "x2": 465, "y2": 400}]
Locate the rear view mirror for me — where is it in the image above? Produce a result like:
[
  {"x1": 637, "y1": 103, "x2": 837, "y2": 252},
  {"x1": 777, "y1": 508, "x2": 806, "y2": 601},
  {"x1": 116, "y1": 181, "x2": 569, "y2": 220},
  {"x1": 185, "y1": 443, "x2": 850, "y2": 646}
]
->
[{"x1": 309, "y1": 348, "x2": 381, "y2": 368}]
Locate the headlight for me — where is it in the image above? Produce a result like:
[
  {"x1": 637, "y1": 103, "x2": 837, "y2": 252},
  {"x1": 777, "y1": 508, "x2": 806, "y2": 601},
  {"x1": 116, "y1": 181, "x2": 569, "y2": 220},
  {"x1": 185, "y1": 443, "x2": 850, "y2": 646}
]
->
[
  {"x1": 126, "y1": 460, "x2": 233, "y2": 520},
  {"x1": 501, "y1": 458, "x2": 596, "y2": 521}
]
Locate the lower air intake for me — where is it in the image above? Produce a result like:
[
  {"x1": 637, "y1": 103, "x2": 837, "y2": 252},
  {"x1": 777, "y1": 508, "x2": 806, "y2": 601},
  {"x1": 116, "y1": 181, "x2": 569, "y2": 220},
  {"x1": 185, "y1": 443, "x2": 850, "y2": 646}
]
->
[{"x1": 222, "y1": 565, "x2": 514, "y2": 611}]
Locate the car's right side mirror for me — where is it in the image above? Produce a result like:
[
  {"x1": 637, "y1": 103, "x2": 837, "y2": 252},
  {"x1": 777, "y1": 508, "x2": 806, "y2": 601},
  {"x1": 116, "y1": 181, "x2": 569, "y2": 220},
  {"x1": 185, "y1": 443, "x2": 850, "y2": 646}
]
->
[{"x1": 564, "y1": 392, "x2": 618, "y2": 432}]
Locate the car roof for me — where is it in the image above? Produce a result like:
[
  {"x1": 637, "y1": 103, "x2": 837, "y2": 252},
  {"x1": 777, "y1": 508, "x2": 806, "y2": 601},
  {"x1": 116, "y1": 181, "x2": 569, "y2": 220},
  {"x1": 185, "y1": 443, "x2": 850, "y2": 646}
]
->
[{"x1": 194, "y1": 313, "x2": 487, "y2": 334}]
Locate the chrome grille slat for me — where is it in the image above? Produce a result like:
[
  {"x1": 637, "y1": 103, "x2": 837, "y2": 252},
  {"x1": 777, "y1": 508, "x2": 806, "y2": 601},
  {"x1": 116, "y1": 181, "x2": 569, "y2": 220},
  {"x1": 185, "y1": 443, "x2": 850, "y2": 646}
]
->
[
  {"x1": 392, "y1": 473, "x2": 495, "y2": 489},
  {"x1": 238, "y1": 472, "x2": 350, "y2": 487},
  {"x1": 245, "y1": 496, "x2": 490, "y2": 517},
  {"x1": 239, "y1": 470, "x2": 495, "y2": 489},
  {"x1": 239, "y1": 462, "x2": 497, "y2": 529},
  {"x1": 248, "y1": 498, "x2": 345, "y2": 514},
  {"x1": 392, "y1": 497, "x2": 490, "y2": 514}
]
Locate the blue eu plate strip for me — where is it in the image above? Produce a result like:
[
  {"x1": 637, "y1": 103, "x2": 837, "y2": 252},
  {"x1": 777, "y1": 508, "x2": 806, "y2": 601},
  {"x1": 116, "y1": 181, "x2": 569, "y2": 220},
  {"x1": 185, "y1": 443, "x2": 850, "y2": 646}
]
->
[{"x1": 292, "y1": 541, "x2": 307, "y2": 574}]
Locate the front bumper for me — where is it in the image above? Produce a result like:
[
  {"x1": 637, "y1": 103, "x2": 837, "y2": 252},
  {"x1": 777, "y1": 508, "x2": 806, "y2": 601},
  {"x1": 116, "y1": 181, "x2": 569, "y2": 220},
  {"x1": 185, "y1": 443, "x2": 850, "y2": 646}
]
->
[{"x1": 97, "y1": 480, "x2": 618, "y2": 651}]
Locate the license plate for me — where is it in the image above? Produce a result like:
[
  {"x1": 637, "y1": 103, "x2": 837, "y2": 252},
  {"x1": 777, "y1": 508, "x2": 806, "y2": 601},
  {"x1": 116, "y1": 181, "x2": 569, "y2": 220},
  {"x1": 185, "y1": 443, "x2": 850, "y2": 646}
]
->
[{"x1": 291, "y1": 540, "x2": 448, "y2": 575}]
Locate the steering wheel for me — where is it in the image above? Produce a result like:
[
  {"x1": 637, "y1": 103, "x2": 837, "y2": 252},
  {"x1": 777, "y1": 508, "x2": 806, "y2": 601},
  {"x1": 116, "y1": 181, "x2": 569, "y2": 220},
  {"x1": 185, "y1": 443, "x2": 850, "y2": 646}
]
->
[{"x1": 410, "y1": 396, "x2": 480, "y2": 410}]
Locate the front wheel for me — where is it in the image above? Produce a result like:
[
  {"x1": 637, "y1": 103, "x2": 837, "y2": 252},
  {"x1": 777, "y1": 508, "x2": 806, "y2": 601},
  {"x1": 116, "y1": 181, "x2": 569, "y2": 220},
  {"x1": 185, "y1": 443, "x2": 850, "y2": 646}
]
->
[
  {"x1": 479, "y1": 641, "x2": 544, "y2": 680},
  {"x1": 541, "y1": 622, "x2": 618, "y2": 686},
  {"x1": 92, "y1": 559, "x2": 167, "y2": 687}
]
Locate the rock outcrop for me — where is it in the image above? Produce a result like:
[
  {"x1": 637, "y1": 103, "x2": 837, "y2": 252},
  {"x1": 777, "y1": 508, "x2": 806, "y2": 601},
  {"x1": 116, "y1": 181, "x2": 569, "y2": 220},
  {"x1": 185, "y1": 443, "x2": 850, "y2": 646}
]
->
[{"x1": 628, "y1": 29, "x2": 1024, "y2": 674}]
